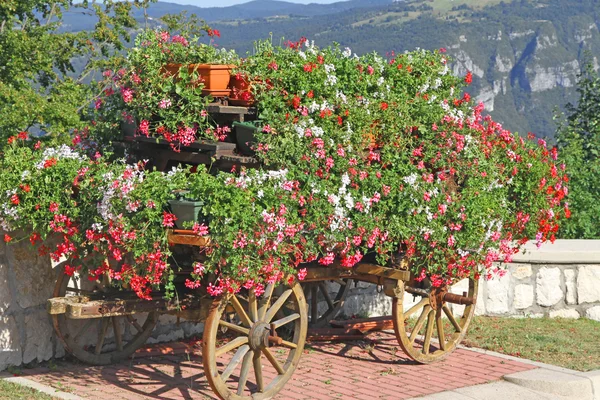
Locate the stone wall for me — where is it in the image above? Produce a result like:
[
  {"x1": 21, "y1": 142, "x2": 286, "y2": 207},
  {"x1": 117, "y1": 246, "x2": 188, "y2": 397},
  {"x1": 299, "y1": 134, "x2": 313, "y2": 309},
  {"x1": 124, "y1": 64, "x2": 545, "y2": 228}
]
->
[
  {"x1": 0, "y1": 239, "x2": 203, "y2": 371},
  {"x1": 339, "y1": 240, "x2": 600, "y2": 321}
]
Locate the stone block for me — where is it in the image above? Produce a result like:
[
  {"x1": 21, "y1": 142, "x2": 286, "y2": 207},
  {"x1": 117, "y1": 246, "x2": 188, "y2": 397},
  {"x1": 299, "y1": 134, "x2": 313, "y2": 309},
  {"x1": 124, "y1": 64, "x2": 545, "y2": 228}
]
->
[
  {"x1": 577, "y1": 266, "x2": 600, "y2": 304},
  {"x1": 341, "y1": 292, "x2": 391, "y2": 318},
  {"x1": 181, "y1": 322, "x2": 204, "y2": 337},
  {"x1": 158, "y1": 314, "x2": 179, "y2": 326},
  {"x1": 0, "y1": 315, "x2": 22, "y2": 371},
  {"x1": 23, "y1": 311, "x2": 54, "y2": 364},
  {"x1": 485, "y1": 273, "x2": 510, "y2": 314},
  {"x1": 54, "y1": 340, "x2": 65, "y2": 359},
  {"x1": 513, "y1": 284, "x2": 534, "y2": 310},
  {"x1": 511, "y1": 264, "x2": 532, "y2": 280},
  {"x1": 0, "y1": 260, "x2": 12, "y2": 313},
  {"x1": 586, "y1": 306, "x2": 600, "y2": 322},
  {"x1": 5, "y1": 242, "x2": 55, "y2": 309},
  {"x1": 536, "y1": 267, "x2": 563, "y2": 307},
  {"x1": 147, "y1": 328, "x2": 184, "y2": 344},
  {"x1": 474, "y1": 278, "x2": 486, "y2": 316},
  {"x1": 549, "y1": 309, "x2": 580, "y2": 319},
  {"x1": 563, "y1": 269, "x2": 577, "y2": 305},
  {"x1": 449, "y1": 278, "x2": 469, "y2": 316},
  {"x1": 402, "y1": 291, "x2": 420, "y2": 313}
]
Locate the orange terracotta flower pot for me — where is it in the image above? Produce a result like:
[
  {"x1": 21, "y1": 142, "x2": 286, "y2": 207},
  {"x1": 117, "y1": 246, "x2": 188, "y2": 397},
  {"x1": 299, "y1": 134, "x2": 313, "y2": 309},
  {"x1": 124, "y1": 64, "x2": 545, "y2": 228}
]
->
[{"x1": 162, "y1": 63, "x2": 235, "y2": 97}]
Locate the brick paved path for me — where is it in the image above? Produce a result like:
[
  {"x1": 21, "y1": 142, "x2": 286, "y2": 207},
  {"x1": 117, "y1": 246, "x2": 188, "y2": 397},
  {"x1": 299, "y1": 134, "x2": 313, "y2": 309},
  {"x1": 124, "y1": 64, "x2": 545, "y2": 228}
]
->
[{"x1": 20, "y1": 331, "x2": 535, "y2": 399}]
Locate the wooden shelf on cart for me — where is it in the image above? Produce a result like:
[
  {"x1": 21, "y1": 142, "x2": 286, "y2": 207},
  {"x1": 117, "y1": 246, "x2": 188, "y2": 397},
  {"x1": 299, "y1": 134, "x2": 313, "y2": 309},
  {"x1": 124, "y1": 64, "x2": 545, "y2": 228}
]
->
[
  {"x1": 122, "y1": 135, "x2": 237, "y2": 153},
  {"x1": 48, "y1": 290, "x2": 207, "y2": 319},
  {"x1": 205, "y1": 103, "x2": 257, "y2": 115},
  {"x1": 118, "y1": 136, "x2": 260, "y2": 168}
]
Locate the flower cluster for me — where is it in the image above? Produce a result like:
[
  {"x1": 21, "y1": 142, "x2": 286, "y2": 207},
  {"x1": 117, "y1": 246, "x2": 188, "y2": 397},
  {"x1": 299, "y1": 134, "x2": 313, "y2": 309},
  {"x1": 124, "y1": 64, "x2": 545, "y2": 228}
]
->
[
  {"x1": 0, "y1": 37, "x2": 568, "y2": 300},
  {"x1": 89, "y1": 28, "x2": 239, "y2": 151}
]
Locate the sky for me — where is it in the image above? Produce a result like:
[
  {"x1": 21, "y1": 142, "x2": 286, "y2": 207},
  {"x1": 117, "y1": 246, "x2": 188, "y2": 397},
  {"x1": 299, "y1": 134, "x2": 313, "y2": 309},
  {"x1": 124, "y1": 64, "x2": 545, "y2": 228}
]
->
[{"x1": 161, "y1": 0, "x2": 342, "y2": 7}]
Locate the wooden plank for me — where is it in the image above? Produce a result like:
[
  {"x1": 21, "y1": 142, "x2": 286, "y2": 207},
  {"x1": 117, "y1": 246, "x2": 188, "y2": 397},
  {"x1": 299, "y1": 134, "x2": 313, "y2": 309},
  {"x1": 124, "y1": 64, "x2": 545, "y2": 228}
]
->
[
  {"x1": 330, "y1": 316, "x2": 394, "y2": 333},
  {"x1": 353, "y1": 263, "x2": 410, "y2": 281},
  {"x1": 47, "y1": 297, "x2": 75, "y2": 315},
  {"x1": 303, "y1": 261, "x2": 410, "y2": 283},
  {"x1": 167, "y1": 230, "x2": 211, "y2": 247},
  {"x1": 57, "y1": 293, "x2": 205, "y2": 319},
  {"x1": 205, "y1": 104, "x2": 256, "y2": 115},
  {"x1": 123, "y1": 136, "x2": 237, "y2": 152}
]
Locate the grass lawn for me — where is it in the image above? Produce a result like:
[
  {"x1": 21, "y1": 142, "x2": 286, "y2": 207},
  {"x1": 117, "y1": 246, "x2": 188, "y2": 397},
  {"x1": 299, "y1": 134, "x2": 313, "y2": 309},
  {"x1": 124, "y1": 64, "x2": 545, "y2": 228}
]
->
[
  {"x1": 0, "y1": 379, "x2": 54, "y2": 400},
  {"x1": 463, "y1": 316, "x2": 600, "y2": 371}
]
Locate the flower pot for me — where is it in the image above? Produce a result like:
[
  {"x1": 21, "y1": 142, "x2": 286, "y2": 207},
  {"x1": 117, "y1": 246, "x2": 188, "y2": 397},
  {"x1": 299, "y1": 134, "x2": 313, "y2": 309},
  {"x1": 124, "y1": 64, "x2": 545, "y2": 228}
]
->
[
  {"x1": 168, "y1": 199, "x2": 204, "y2": 229},
  {"x1": 233, "y1": 121, "x2": 260, "y2": 156},
  {"x1": 228, "y1": 74, "x2": 255, "y2": 106},
  {"x1": 120, "y1": 118, "x2": 137, "y2": 137},
  {"x1": 162, "y1": 63, "x2": 234, "y2": 97}
]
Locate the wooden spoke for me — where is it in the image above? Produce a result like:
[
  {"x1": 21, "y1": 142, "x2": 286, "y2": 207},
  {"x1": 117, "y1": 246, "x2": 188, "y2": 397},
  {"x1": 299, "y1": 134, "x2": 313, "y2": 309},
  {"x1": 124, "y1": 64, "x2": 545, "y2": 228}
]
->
[
  {"x1": 258, "y1": 283, "x2": 275, "y2": 320},
  {"x1": 221, "y1": 345, "x2": 250, "y2": 382},
  {"x1": 215, "y1": 336, "x2": 248, "y2": 358},
  {"x1": 409, "y1": 305, "x2": 430, "y2": 345},
  {"x1": 319, "y1": 283, "x2": 335, "y2": 310},
  {"x1": 230, "y1": 295, "x2": 252, "y2": 328},
  {"x1": 248, "y1": 291, "x2": 258, "y2": 323},
  {"x1": 280, "y1": 339, "x2": 298, "y2": 349},
  {"x1": 253, "y1": 350, "x2": 264, "y2": 392},
  {"x1": 436, "y1": 309, "x2": 446, "y2": 351},
  {"x1": 404, "y1": 297, "x2": 429, "y2": 319},
  {"x1": 443, "y1": 305, "x2": 462, "y2": 333},
  {"x1": 310, "y1": 286, "x2": 318, "y2": 323},
  {"x1": 264, "y1": 289, "x2": 292, "y2": 323},
  {"x1": 218, "y1": 319, "x2": 250, "y2": 335},
  {"x1": 236, "y1": 351, "x2": 253, "y2": 396},
  {"x1": 258, "y1": 283, "x2": 274, "y2": 321},
  {"x1": 422, "y1": 310, "x2": 435, "y2": 355},
  {"x1": 261, "y1": 347, "x2": 285, "y2": 375},
  {"x1": 95, "y1": 318, "x2": 110, "y2": 355},
  {"x1": 73, "y1": 319, "x2": 95, "y2": 344},
  {"x1": 125, "y1": 315, "x2": 144, "y2": 333},
  {"x1": 112, "y1": 317, "x2": 123, "y2": 352},
  {"x1": 271, "y1": 313, "x2": 300, "y2": 329}
]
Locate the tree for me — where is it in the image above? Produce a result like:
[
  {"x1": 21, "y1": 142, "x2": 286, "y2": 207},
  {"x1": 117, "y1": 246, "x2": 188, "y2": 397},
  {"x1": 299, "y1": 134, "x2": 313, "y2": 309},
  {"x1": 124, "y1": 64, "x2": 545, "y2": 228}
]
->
[
  {"x1": 0, "y1": 0, "x2": 151, "y2": 147},
  {"x1": 555, "y1": 61, "x2": 600, "y2": 238}
]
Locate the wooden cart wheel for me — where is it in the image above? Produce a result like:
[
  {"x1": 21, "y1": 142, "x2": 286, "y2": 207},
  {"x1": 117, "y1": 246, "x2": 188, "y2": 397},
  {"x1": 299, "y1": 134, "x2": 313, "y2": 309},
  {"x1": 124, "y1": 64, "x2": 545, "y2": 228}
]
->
[
  {"x1": 392, "y1": 277, "x2": 478, "y2": 363},
  {"x1": 302, "y1": 279, "x2": 351, "y2": 327},
  {"x1": 203, "y1": 278, "x2": 308, "y2": 400},
  {"x1": 52, "y1": 264, "x2": 158, "y2": 365}
]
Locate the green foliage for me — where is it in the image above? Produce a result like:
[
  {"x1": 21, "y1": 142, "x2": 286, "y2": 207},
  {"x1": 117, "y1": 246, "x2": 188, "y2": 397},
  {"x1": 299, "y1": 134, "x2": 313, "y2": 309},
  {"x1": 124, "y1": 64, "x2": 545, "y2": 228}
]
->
[
  {"x1": 0, "y1": 0, "x2": 152, "y2": 148},
  {"x1": 556, "y1": 61, "x2": 600, "y2": 239}
]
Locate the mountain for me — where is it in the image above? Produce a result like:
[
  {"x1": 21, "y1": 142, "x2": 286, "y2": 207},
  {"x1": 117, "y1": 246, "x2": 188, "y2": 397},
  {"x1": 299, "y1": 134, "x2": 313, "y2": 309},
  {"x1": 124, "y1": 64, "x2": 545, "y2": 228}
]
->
[
  {"x1": 60, "y1": 0, "x2": 600, "y2": 138},
  {"x1": 58, "y1": 0, "x2": 393, "y2": 31}
]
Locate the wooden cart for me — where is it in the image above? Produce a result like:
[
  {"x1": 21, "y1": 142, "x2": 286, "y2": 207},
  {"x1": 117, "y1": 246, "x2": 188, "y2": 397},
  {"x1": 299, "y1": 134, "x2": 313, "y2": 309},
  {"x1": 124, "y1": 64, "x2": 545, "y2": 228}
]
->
[
  {"x1": 47, "y1": 102, "x2": 478, "y2": 399},
  {"x1": 48, "y1": 230, "x2": 477, "y2": 400}
]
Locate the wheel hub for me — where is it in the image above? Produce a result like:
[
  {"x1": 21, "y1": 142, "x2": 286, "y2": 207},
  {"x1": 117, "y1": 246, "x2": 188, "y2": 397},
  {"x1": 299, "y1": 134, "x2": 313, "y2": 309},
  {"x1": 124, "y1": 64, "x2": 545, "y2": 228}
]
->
[
  {"x1": 248, "y1": 321, "x2": 270, "y2": 350},
  {"x1": 429, "y1": 286, "x2": 448, "y2": 310}
]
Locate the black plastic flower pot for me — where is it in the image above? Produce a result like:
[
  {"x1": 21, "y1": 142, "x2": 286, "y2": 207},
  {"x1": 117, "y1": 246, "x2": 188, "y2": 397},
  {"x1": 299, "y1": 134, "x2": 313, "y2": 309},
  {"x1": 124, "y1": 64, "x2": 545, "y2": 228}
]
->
[
  {"x1": 233, "y1": 120, "x2": 261, "y2": 156},
  {"x1": 168, "y1": 199, "x2": 204, "y2": 229}
]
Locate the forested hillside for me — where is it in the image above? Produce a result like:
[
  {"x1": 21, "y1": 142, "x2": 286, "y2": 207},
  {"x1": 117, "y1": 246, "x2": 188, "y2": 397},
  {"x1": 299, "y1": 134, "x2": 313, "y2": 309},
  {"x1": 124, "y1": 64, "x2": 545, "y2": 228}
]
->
[{"x1": 203, "y1": 0, "x2": 600, "y2": 137}]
